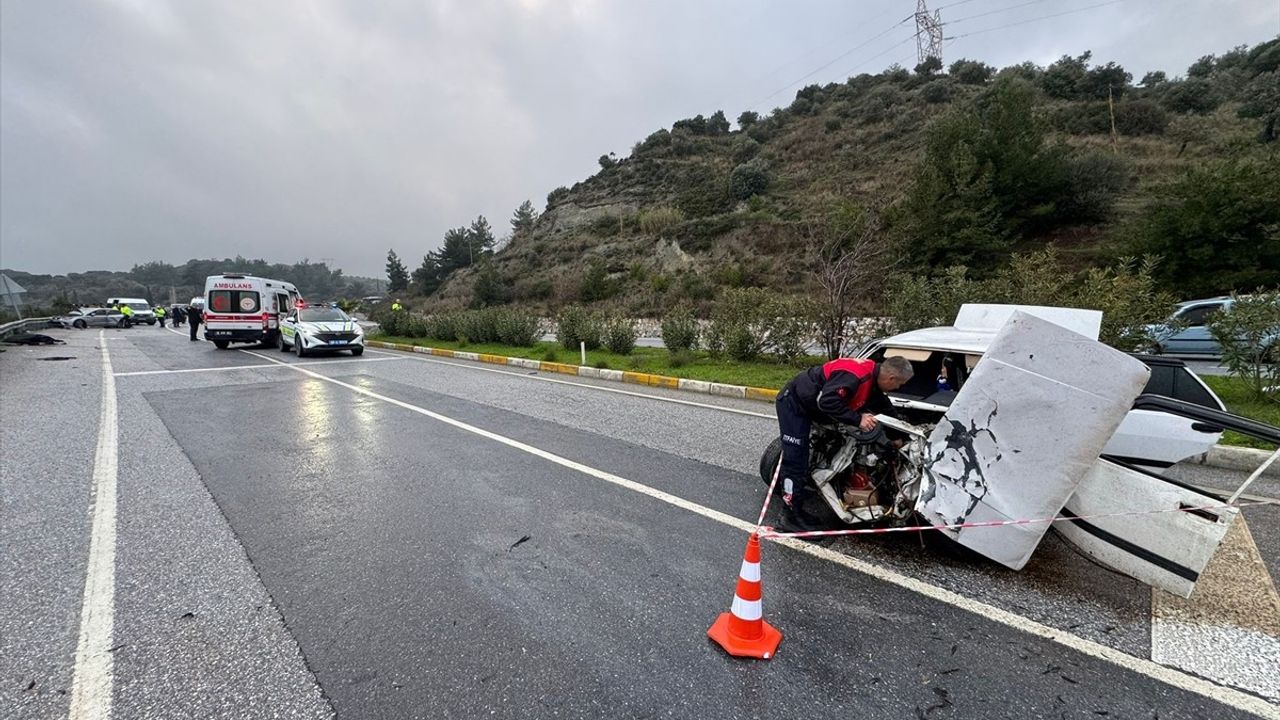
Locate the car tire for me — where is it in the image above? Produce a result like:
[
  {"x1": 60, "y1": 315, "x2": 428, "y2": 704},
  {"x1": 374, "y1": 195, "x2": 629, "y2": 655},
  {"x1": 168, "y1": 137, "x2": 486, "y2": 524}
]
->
[
  {"x1": 213, "y1": 340, "x2": 229, "y2": 350},
  {"x1": 147, "y1": 319, "x2": 156, "y2": 326},
  {"x1": 73, "y1": 319, "x2": 87, "y2": 329},
  {"x1": 294, "y1": 336, "x2": 307, "y2": 358},
  {"x1": 759, "y1": 437, "x2": 785, "y2": 495},
  {"x1": 279, "y1": 333, "x2": 290, "y2": 352},
  {"x1": 351, "y1": 346, "x2": 364, "y2": 356}
]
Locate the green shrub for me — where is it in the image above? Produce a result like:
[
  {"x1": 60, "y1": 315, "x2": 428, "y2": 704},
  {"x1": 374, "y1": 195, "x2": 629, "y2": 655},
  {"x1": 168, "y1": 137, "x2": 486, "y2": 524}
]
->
[
  {"x1": 579, "y1": 261, "x2": 618, "y2": 302},
  {"x1": 706, "y1": 288, "x2": 772, "y2": 361},
  {"x1": 730, "y1": 160, "x2": 771, "y2": 201},
  {"x1": 494, "y1": 309, "x2": 542, "y2": 346},
  {"x1": 765, "y1": 298, "x2": 815, "y2": 364},
  {"x1": 546, "y1": 186, "x2": 570, "y2": 208},
  {"x1": 950, "y1": 59, "x2": 994, "y2": 85},
  {"x1": 1061, "y1": 151, "x2": 1131, "y2": 222},
  {"x1": 920, "y1": 78, "x2": 955, "y2": 104},
  {"x1": 422, "y1": 312, "x2": 460, "y2": 341},
  {"x1": 588, "y1": 214, "x2": 622, "y2": 237},
  {"x1": 602, "y1": 316, "x2": 638, "y2": 355},
  {"x1": 1208, "y1": 291, "x2": 1280, "y2": 401},
  {"x1": 541, "y1": 346, "x2": 561, "y2": 362},
  {"x1": 661, "y1": 309, "x2": 700, "y2": 351},
  {"x1": 557, "y1": 305, "x2": 603, "y2": 350}
]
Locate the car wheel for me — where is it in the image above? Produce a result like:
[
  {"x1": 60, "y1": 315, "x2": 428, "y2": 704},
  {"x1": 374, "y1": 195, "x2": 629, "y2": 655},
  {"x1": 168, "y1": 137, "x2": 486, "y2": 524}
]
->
[
  {"x1": 294, "y1": 336, "x2": 307, "y2": 358},
  {"x1": 759, "y1": 437, "x2": 785, "y2": 496},
  {"x1": 279, "y1": 333, "x2": 290, "y2": 352},
  {"x1": 351, "y1": 346, "x2": 364, "y2": 356},
  {"x1": 213, "y1": 340, "x2": 229, "y2": 350},
  {"x1": 147, "y1": 319, "x2": 156, "y2": 326},
  {"x1": 73, "y1": 319, "x2": 87, "y2": 329}
]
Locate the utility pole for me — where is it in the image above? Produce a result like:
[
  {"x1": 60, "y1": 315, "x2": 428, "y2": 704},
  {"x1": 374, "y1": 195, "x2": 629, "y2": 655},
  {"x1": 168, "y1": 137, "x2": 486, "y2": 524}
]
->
[
  {"x1": 1107, "y1": 85, "x2": 1119, "y2": 152},
  {"x1": 915, "y1": 0, "x2": 944, "y2": 65}
]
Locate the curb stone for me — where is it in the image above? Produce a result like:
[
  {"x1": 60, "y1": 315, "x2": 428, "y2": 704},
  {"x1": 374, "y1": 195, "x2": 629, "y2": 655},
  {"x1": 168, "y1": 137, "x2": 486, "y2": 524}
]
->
[{"x1": 367, "y1": 340, "x2": 1274, "y2": 476}]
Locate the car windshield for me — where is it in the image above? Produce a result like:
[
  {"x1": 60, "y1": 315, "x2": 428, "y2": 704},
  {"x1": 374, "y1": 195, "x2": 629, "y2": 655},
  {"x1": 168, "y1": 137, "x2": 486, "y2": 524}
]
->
[
  {"x1": 127, "y1": 303, "x2": 150, "y2": 311},
  {"x1": 298, "y1": 307, "x2": 348, "y2": 323}
]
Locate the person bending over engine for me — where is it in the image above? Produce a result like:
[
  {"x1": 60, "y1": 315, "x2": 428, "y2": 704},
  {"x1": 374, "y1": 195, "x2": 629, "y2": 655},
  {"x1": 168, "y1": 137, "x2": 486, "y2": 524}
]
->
[{"x1": 774, "y1": 356, "x2": 913, "y2": 531}]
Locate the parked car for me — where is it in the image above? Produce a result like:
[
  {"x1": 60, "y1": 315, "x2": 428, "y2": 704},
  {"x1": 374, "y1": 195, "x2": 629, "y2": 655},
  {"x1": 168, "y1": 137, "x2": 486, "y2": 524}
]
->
[
  {"x1": 1148, "y1": 296, "x2": 1233, "y2": 357},
  {"x1": 856, "y1": 304, "x2": 1227, "y2": 469},
  {"x1": 50, "y1": 307, "x2": 125, "y2": 329},
  {"x1": 279, "y1": 305, "x2": 365, "y2": 357}
]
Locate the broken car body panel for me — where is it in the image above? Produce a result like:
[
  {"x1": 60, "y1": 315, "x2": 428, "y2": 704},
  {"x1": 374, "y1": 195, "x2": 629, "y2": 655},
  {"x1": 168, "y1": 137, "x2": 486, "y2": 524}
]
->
[
  {"x1": 1057, "y1": 459, "x2": 1237, "y2": 598},
  {"x1": 914, "y1": 311, "x2": 1151, "y2": 571}
]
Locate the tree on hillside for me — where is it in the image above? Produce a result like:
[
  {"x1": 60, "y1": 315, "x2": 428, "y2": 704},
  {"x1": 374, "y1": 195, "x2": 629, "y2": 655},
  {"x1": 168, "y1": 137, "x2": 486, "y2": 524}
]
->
[
  {"x1": 436, "y1": 227, "x2": 471, "y2": 275},
  {"x1": 386, "y1": 250, "x2": 409, "y2": 292},
  {"x1": 949, "y1": 58, "x2": 993, "y2": 85},
  {"x1": 915, "y1": 56, "x2": 943, "y2": 76},
  {"x1": 511, "y1": 200, "x2": 538, "y2": 235},
  {"x1": 737, "y1": 111, "x2": 759, "y2": 129},
  {"x1": 706, "y1": 110, "x2": 731, "y2": 135},
  {"x1": 411, "y1": 254, "x2": 443, "y2": 296},
  {"x1": 1128, "y1": 159, "x2": 1280, "y2": 297},
  {"x1": 1041, "y1": 52, "x2": 1091, "y2": 99},
  {"x1": 468, "y1": 215, "x2": 496, "y2": 262},
  {"x1": 807, "y1": 202, "x2": 897, "y2": 359},
  {"x1": 903, "y1": 77, "x2": 1066, "y2": 270}
]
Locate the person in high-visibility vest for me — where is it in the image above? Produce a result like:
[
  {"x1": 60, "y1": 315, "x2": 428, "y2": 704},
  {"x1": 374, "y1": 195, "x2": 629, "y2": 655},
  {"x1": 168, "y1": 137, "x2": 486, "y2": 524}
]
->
[
  {"x1": 155, "y1": 305, "x2": 167, "y2": 328},
  {"x1": 391, "y1": 300, "x2": 404, "y2": 312},
  {"x1": 119, "y1": 304, "x2": 135, "y2": 328}
]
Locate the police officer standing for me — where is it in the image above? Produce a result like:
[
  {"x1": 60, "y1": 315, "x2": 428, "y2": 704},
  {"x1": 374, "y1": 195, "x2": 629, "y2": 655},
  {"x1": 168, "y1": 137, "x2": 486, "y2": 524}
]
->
[
  {"x1": 155, "y1": 305, "x2": 167, "y2": 328},
  {"x1": 119, "y1": 303, "x2": 135, "y2": 328}
]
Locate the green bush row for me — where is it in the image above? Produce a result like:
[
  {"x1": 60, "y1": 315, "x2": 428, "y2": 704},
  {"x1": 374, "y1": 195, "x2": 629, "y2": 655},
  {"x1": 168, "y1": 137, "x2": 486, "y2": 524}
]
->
[{"x1": 379, "y1": 307, "x2": 542, "y2": 346}]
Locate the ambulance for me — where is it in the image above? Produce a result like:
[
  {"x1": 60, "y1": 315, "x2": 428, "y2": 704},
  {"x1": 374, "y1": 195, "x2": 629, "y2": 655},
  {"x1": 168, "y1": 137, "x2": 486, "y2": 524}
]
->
[{"x1": 202, "y1": 274, "x2": 302, "y2": 349}]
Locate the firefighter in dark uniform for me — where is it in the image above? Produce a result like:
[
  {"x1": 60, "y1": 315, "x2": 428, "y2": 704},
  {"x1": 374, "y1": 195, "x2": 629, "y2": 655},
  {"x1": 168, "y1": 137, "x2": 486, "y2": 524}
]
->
[{"x1": 774, "y1": 355, "x2": 914, "y2": 531}]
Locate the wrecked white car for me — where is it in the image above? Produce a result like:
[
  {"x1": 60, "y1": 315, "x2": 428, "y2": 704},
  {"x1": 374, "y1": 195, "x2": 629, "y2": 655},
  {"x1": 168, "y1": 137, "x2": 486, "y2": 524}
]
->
[{"x1": 759, "y1": 307, "x2": 1277, "y2": 598}]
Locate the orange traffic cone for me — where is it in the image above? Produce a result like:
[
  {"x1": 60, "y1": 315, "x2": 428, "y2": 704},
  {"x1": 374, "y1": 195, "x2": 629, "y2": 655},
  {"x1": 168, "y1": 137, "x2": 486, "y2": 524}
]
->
[{"x1": 708, "y1": 532, "x2": 782, "y2": 659}]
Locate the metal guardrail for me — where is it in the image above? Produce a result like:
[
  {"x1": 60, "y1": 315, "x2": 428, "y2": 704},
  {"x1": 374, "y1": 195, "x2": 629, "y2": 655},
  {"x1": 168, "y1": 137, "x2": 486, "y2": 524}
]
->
[{"x1": 0, "y1": 317, "x2": 54, "y2": 340}]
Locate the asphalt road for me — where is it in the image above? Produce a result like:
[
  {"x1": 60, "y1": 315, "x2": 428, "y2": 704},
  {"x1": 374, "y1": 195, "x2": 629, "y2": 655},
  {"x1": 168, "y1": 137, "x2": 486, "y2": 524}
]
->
[{"x1": 2, "y1": 326, "x2": 1277, "y2": 719}]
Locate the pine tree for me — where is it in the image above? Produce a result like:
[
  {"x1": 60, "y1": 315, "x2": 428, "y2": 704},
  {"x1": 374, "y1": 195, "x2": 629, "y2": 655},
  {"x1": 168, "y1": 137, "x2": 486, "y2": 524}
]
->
[
  {"x1": 511, "y1": 200, "x2": 537, "y2": 234},
  {"x1": 467, "y1": 215, "x2": 496, "y2": 262},
  {"x1": 385, "y1": 249, "x2": 409, "y2": 292},
  {"x1": 411, "y1": 254, "x2": 442, "y2": 296}
]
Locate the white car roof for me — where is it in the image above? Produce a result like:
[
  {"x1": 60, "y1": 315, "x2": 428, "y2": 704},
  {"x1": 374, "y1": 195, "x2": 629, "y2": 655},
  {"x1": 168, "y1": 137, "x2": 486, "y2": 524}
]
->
[{"x1": 876, "y1": 304, "x2": 1103, "y2": 355}]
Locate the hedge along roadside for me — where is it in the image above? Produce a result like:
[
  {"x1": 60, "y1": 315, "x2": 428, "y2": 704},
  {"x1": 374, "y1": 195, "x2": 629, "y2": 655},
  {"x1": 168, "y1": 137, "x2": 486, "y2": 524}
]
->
[{"x1": 365, "y1": 339, "x2": 1279, "y2": 476}]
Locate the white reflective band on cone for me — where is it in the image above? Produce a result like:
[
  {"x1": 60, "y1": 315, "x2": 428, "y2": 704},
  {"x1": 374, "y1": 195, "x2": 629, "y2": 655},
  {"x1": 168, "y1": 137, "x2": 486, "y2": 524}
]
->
[
  {"x1": 738, "y1": 560, "x2": 761, "y2": 583},
  {"x1": 731, "y1": 596, "x2": 762, "y2": 621}
]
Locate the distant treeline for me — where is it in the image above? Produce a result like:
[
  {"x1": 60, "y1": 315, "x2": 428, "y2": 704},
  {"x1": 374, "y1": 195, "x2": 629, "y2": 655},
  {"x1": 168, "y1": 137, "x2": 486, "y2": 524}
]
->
[{"x1": 3, "y1": 257, "x2": 383, "y2": 311}]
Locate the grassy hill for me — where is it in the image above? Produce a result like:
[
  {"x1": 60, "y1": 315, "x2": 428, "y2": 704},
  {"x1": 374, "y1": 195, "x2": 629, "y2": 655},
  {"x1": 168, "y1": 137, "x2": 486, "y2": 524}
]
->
[{"x1": 424, "y1": 40, "x2": 1278, "y2": 315}]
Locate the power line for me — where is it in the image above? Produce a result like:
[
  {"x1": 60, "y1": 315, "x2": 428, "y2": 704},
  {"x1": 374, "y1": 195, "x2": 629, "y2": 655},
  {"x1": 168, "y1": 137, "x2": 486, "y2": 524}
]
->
[
  {"x1": 747, "y1": 17, "x2": 913, "y2": 109},
  {"x1": 942, "y1": 0, "x2": 1053, "y2": 27},
  {"x1": 945, "y1": 0, "x2": 1129, "y2": 40}
]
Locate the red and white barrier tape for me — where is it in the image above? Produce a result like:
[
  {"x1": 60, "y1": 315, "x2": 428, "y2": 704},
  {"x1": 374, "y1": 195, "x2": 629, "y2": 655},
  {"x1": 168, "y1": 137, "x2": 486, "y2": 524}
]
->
[{"x1": 757, "y1": 499, "x2": 1270, "y2": 540}]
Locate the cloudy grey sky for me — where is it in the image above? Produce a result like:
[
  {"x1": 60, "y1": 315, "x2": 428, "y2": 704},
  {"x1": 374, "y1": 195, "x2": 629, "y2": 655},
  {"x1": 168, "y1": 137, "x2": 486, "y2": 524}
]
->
[{"x1": 2, "y1": 0, "x2": 1276, "y2": 278}]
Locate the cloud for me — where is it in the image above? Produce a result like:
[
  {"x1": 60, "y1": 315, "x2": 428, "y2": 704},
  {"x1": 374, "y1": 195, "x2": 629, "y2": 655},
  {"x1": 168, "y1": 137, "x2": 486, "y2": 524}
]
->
[{"x1": 2, "y1": 0, "x2": 1276, "y2": 278}]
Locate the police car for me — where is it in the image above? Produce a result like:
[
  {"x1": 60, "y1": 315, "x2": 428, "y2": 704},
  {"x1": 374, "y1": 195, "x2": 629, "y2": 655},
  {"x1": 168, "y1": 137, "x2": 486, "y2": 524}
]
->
[{"x1": 278, "y1": 303, "x2": 365, "y2": 357}]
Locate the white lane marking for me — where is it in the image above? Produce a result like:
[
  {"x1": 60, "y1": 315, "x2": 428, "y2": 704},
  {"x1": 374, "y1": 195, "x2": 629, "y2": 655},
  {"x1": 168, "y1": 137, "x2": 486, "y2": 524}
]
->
[
  {"x1": 239, "y1": 348, "x2": 1279, "y2": 719},
  {"x1": 361, "y1": 347, "x2": 775, "y2": 420},
  {"x1": 69, "y1": 331, "x2": 119, "y2": 720},
  {"x1": 113, "y1": 356, "x2": 402, "y2": 377}
]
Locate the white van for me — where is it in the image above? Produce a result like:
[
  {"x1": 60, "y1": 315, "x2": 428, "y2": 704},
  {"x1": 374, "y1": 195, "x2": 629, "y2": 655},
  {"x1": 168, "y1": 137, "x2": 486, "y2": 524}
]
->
[
  {"x1": 105, "y1": 297, "x2": 156, "y2": 325},
  {"x1": 202, "y1": 274, "x2": 302, "y2": 349}
]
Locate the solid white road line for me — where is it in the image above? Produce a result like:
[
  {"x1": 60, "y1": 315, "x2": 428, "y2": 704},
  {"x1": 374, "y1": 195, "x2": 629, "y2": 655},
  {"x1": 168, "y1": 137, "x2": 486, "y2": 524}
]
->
[
  {"x1": 238, "y1": 348, "x2": 1279, "y2": 719},
  {"x1": 69, "y1": 331, "x2": 119, "y2": 720},
  {"x1": 361, "y1": 347, "x2": 776, "y2": 420},
  {"x1": 113, "y1": 356, "x2": 402, "y2": 377}
]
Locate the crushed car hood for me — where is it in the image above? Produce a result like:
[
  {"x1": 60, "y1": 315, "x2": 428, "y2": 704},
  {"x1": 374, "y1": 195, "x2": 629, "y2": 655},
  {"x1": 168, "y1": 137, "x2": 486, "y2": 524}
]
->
[{"x1": 914, "y1": 311, "x2": 1151, "y2": 571}]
